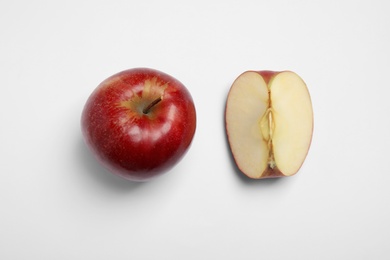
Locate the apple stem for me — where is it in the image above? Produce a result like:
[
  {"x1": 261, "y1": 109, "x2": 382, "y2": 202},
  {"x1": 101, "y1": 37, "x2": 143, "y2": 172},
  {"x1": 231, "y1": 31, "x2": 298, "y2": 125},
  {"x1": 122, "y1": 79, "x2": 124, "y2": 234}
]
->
[{"x1": 143, "y1": 97, "x2": 162, "y2": 114}]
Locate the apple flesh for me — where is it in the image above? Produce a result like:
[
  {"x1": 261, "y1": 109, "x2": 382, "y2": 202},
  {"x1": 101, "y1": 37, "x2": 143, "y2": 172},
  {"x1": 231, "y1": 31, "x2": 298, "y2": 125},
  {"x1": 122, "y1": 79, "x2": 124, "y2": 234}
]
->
[
  {"x1": 225, "y1": 71, "x2": 313, "y2": 179},
  {"x1": 81, "y1": 68, "x2": 196, "y2": 181}
]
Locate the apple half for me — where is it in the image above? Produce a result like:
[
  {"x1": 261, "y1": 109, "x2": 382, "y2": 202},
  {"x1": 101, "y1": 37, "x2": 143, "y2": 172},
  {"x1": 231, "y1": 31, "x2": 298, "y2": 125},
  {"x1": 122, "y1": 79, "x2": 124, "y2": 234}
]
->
[{"x1": 225, "y1": 71, "x2": 313, "y2": 179}]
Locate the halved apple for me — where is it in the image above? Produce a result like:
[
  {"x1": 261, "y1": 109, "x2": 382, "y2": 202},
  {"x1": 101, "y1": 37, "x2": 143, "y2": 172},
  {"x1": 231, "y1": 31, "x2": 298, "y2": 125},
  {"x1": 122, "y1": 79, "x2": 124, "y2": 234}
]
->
[{"x1": 225, "y1": 71, "x2": 313, "y2": 179}]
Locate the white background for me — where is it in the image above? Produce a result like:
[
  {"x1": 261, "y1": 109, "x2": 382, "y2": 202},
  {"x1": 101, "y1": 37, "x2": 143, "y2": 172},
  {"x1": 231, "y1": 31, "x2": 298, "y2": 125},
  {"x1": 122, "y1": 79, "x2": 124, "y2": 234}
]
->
[{"x1": 1, "y1": 0, "x2": 390, "y2": 259}]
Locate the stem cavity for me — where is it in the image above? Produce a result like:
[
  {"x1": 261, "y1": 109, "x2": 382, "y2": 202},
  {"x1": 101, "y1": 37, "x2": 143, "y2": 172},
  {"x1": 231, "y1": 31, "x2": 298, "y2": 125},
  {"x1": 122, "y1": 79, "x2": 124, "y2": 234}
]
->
[{"x1": 143, "y1": 97, "x2": 162, "y2": 114}]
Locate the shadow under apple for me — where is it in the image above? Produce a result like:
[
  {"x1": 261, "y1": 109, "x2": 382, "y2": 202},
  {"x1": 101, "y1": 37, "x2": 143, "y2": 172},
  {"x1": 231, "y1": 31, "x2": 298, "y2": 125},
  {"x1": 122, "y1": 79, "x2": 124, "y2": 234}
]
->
[{"x1": 76, "y1": 135, "x2": 145, "y2": 192}]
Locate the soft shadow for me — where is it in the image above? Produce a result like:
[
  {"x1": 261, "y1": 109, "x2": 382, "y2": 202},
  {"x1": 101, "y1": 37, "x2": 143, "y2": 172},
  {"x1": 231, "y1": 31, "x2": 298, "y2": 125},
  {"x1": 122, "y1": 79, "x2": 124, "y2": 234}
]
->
[
  {"x1": 222, "y1": 87, "x2": 284, "y2": 187},
  {"x1": 76, "y1": 136, "x2": 145, "y2": 192}
]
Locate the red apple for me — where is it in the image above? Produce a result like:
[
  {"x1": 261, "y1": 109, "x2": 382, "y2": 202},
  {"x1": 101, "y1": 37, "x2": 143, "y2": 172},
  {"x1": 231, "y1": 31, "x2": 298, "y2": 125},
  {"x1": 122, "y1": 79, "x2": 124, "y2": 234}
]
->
[{"x1": 81, "y1": 68, "x2": 196, "y2": 181}]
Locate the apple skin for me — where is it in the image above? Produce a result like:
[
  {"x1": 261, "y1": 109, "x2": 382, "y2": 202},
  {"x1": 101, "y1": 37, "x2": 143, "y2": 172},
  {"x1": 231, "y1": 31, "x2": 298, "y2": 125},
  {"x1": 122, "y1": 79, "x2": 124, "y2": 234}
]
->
[
  {"x1": 81, "y1": 68, "x2": 196, "y2": 181},
  {"x1": 256, "y1": 70, "x2": 275, "y2": 85}
]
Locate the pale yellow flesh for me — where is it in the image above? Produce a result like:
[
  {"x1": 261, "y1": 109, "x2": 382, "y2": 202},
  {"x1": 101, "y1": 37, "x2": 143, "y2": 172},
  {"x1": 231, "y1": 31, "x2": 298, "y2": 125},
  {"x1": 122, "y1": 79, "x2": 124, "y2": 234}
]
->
[
  {"x1": 226, "y1": 72, "x2": 269, "y2": 178},
  {"x1": 271, "y1": 72, "x2": 313, "y2": 176},
  {"x1": 226, "y1": 71, "x2": 313, "y2": 178}
]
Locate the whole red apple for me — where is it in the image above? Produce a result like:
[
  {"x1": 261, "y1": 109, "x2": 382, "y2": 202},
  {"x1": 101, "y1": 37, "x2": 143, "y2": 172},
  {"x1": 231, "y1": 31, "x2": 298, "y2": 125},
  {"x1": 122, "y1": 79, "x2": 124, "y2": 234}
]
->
[{"x1": 81, "y1": 68, "x2": 196, "y2": 181}]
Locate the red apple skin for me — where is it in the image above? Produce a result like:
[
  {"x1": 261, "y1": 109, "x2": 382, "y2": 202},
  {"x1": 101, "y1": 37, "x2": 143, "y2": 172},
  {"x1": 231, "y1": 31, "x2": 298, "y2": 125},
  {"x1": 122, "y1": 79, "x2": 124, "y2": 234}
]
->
[
  {"x1": 81, "y1": 68, "x2": 196, "y2": 181},
  {"x1": 257, "y1": 70, "x2": 276, "y2": 85}
]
